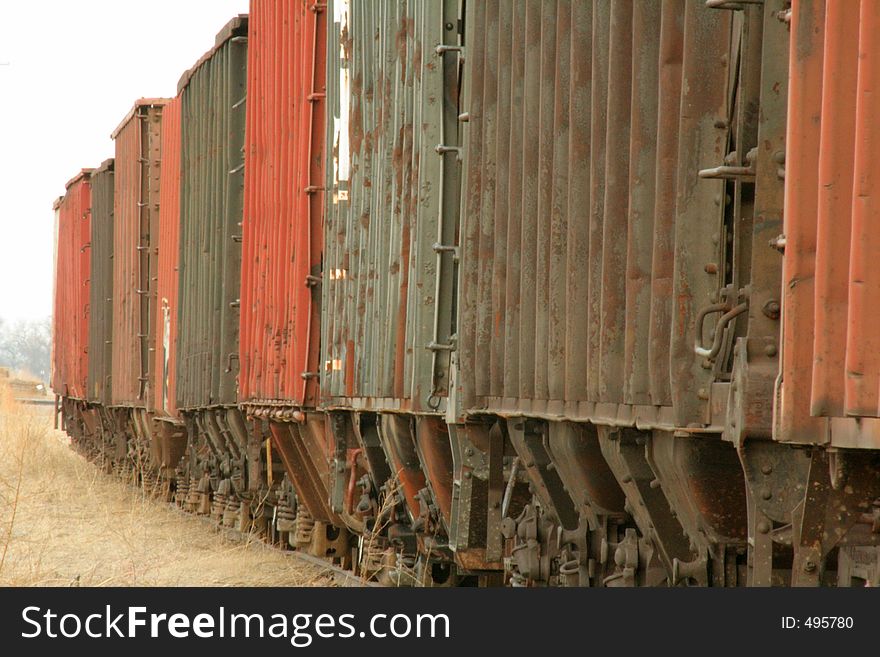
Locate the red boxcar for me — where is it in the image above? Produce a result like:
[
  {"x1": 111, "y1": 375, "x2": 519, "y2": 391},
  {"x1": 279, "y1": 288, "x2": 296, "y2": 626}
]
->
[
  {"x1": 51, "y1": 170, "x2": 92, "y2": 400},
  {"x1": 780, "y1": 0, "x2": 880, "y2": 448},
  {"x1": 238, "y1": 0, "x2": 326, "y2": 409},
  {"x1": 110, "y1": 99, "x2": 170, "y2": 407},
  {"x1": 235, "y1": 0, "x2": 343, "y2": 541},
  {"x1": 154, "y1": 96, "x2": 182, "y2": 417}
]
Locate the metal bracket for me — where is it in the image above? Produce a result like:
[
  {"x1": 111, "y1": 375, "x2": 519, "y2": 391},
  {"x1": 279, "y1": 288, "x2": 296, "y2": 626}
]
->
[
  {"x1": 434, "y1": 144, "x2": 461, "y2": 156},
  {"x1": 435, "y1": 44, "x2": 463, "y2": 57},
  {"x1": 695, "y1": 301, "x2": 749, "y2": 359},
  {"x1": 427, "y1": 340, "x2": 456, "y2": 352},
  {"x1": 432, "y1": 242, "x2": 459, "y2": 262}
]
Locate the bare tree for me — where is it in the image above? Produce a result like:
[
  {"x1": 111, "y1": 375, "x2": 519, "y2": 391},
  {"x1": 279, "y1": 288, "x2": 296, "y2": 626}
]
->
[{"x1": 0, "y1": 318, "x2": 52, "y2": 382}]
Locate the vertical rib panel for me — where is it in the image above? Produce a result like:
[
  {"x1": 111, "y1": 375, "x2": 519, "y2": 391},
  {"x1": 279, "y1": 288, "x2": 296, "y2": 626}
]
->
[
  {"x1": 810, "y1": 0, "x2": 857, "y2": 417},
  {"x1": 624, "y1": 1, "x2": 660, "y2": 405},
  {"x1": 547, "y1": 1, "x2": 569, "y2": 405},
  {"x1": 564, "y1": 0, "x2": 591, "y2": 403},
  {"x1": 517, "y1": 0, "x2": 540, "y2": 401},
  {"x1": 598, "y1": 0, "x2": 632, "y2": 404},
  {"x1": 587, "y1": 1, "x2": 610, "y2": 401},
  {"x1": 534, "y1": 0, "x2": 558, "y2": 402},
  {"x1": 474, "y1": 0, "x2": 495, "y2": 399},
  {"x1": 779, "y1": 0, "x2": 824, "y2": 440},
  {"x1": 501, "y1": 1, "x2": 526, "y2": 401},
  {"x1": 489, "y1": 2, "x2": 509, "y2": 399},
  {"x1": 648, "y1": 0, "x2": 683, "y2": 407}
]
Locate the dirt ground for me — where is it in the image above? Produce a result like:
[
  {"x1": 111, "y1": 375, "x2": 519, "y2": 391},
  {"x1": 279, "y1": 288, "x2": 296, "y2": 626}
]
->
[{"x1": 0, "y1": 387, "x2": 332, "y2": 587}]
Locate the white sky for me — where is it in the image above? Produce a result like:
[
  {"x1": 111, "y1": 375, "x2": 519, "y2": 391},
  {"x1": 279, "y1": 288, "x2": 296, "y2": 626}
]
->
[{"x1": 0, "y1": 0, "x2": 249, "y2": 323}]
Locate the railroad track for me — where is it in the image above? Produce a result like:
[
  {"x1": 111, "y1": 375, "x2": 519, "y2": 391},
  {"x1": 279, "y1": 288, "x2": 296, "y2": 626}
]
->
[{"x1": 164, "y1": 502, "x2": 376, "y2": 588}]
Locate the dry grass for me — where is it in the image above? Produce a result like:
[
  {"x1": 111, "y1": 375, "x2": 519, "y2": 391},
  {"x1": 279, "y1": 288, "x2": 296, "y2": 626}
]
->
[{"x1": 0, "y1": 385, "x2": 334, "y2": 587}]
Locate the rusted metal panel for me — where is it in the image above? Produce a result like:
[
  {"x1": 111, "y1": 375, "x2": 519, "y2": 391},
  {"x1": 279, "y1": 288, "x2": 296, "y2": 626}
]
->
[
  {"x1": 599, "y1": 1, "x2": 632, "y2": 406},
  {"x1": 778, "y1": 0, "x2": 825, "y2": 443},
  {"x1": 668, "y1": 4, "x2": 729, "y2": 428},
  {"x1": 322, "y1": 0, "x2": 457, "y2": 413},
  {"x1": 176, "y1": 17, "x2": 248, "y2": 410},
  {"x1": 455, "y1": 0, "x2": 729, "y2": 428},
  {"x1": 728, "y1": 0, "x2": 788, "y2": 443},
  {"x1": 810, "y1": 1, "x2": 856, "y2": 418},
  {"x1": 779, "y1": 0, "x2": 880, "y2": 449},
  {"x1": 154, "y1": 97, "x2": 181, "y2": 416},
  {"x1": 52, "y1": 170, "x2": 92, "y2": 400},
  {"x1": 86, "y1": 160, "x2": 114, "y2": 405},
  {"x1": 238, "y1": 0, "x2": 326, "y2": 409},
  {"x1": 587, "y1": 0, "x2": 609, "y2": 405},
  {"x1": 624, "y1": 2, "x2": 660, "y2": 407},
  {"x1": 111, "y1": 99, "x2": 169, "y2": 407},
  {"x1": 844, "y1": 0, "x2": 880, "y2": 418},
  {"x1": 648, "y1": 1, "x2": 684, "y2": 408}
]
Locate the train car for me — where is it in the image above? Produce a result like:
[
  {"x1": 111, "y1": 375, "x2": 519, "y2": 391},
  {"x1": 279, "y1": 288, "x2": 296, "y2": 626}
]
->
[
  {"x1": 173, "y1": 17, "x2": 251, "y2": 529},
  {"x1": 447, "y1": 0, "x2": 747, "y2": 587},
  {"x1": 52, "y1": 169, "x2": 92, "y2": 441},
  {"x1": 150, "y1": 96, "x2": 188, "y2": 492},
  {"x1": 109, "y1": 97, "x2": 171, "y2": 479},
  {"x1": 236, "y1": 0, "x2": 345, "y2": 557},
  {"x1": 315, "y1": 0, "x2": 466, "y2": 584},
  {"x1": 776, "y1": 0, "x2": 880, "y2": 586},
  {"x1": 77, "y1": 159, "x2": 116, "y2": 463}
]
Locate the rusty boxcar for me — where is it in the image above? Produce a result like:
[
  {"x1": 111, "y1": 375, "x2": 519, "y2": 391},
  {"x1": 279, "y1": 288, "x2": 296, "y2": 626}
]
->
[
  {"x1": 110, "y1": 99, "x2": 170, "y2": 409},
  {"x1": 172, "y1": 16, "x2": 253, "y2": 528},
  {"x1": 239, "y1": 0, "x2": 325, "y2": 411},
  {"x1": 312, "y1": 0, "x2": 466, "y2": 580},
  {"x1": 236, "y1": 0, "x2": 343, "y2": 554},
  {"x1": 781, "y1": 0, "x2": 880, "y2": 448},
  {"x1": 145, "y1": 96, "x2": 189, "y2": 488},
  {"x1": 176, "y1": 16, "x2": 247, "y2": 411},
  {"x1": 776, "y1": 0, "x2": 880, "y2": 584},
  {"x1": 52, "y1": 170, "x2": 92, "y2": 402}
]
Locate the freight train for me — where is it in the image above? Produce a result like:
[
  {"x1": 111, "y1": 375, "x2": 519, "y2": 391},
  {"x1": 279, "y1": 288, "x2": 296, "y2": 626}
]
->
[{"x1": 51, "y1": 0, "x2": 880, "y2": 587}]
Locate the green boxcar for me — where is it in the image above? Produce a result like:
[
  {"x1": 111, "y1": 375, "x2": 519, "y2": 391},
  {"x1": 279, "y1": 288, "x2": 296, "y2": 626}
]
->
[
  {"x1": 322, "y1": 0, "x2": 462, "y2": 413},
  {"x1": 87, "y1": 158, "x2": 115, "y2": 405},
  {"x1": 176, "y1": 16, "x2": 248, "y2": 410}
]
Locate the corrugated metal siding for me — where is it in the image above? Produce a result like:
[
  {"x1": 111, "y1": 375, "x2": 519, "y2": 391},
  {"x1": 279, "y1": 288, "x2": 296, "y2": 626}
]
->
[
  {"x1": 322, "y1": 0, "x2": 459, "y2": 411},
  {"x1": 780, "y1": 0, "x2": 880, "y2": 447},
  {"x1": 52, "y1": 171, "x2": 92, "y2": 399},
  {"x1": 86, "y1": 160, "x2": 114, "y2": 405},
  {"x1": 154, "y1": 98, "x2": 182, "y2": 416},
  {"x1": 111, "y1": 99, "x2": 169, "y2": 407},
  {"x1": 456, "y1": 0, "x2": 730, "y2": 426},
  {"x1": 238, "y1": 0, "x2": 326, "y2": 408},
  {"x1": 176, "y1": 17, "x2": 248, "y2": 410}
]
